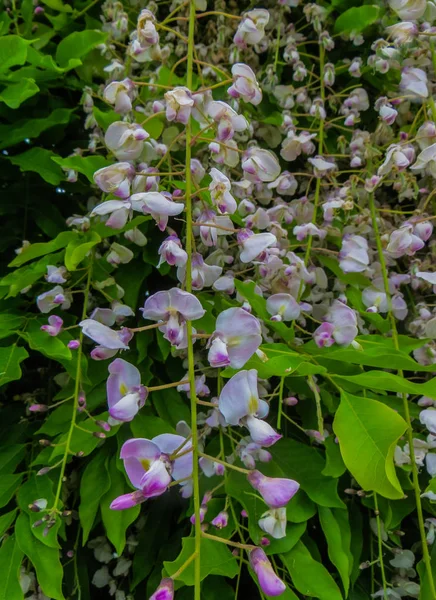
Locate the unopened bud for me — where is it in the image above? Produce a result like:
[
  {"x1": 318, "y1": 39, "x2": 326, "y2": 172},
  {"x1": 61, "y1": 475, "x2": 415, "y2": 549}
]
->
[
  {"x1": 66, "y1": 550, "x2": 74, "y2": 558},
  {"x1": 39, "y1": 439, "x2": 51, "y2": 447},
  {"x1": 29, "y1": 498, "x2": 48, "y2": 512},
  {"x1": 260, "y1": 537, "x2": 270, "y2": 546},
  {"x1": 32, "y1": 518, "x2": 46, "y2": 528},
  {"x1": 95, "y1": 420, "x2": 111, "y2": 432},
  {"x1": 356, "y1": 490, "x2": 366, "y2": 497},
  {"x1": 283, "y1": 396, "x2": 298, "y2": 406},
  {"x1": 37, "y1": 467, "x2": 51, "y2": 476},
  {"x1": 93, "y1": 432, "x2": 106, "y2": 439},
  {"x1": 78, "y1": 393, "x2": 86, "y2": 407},
  {"x1": 359, "y1": 561, "x2": 370, "y2": 570},
  {"x1": 29, "y1": 404, "x2": 48, "y2": 412},
  {"x1": 344, "y1": 488, "x2": 357, "y2": 495},
  {"x1": 68, "y1": 340, "x2": 80, "y2": 350},
  {"x1": 76, "y1": 451, "x2": 85, "y2": 457}
]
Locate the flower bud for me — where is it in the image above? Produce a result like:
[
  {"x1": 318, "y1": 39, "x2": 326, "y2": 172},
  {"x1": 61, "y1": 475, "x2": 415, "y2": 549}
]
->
[
  {"x1": 149, "y1": 578, "x2": 174, "y2": 600},
  {"x1": 249, "y1": 548, "x2": 286, "y2": 596}
]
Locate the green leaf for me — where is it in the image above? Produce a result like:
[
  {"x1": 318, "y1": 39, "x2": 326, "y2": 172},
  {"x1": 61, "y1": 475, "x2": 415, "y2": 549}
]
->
[
  {"x1": 0, "y1": 474, "x2": 24, "y2": 508},
  {"x1": 41, "y1": 0, "x2": 73, "y2": 12},
  {"x1": 152, "y1": 388, "x2": 190, "y2": 428},
  {"x1": 333, "y1": 391, "x2": 407, "y2": 499},
  {"x1": 0, "y1": 252, "x2": 64, "y2": 298},
  {"x1": 0, "y1": 36, "x2": 31, "y2": 72},
  {"x1": 0, "y1": 509, "x2": 17, "y2": 538},
  {"x1": 100, "y1": 457, "x2": 140, "y2": 555},
  {"x1": 56, "y1": 30, "x2": 108, "y2": 67},
  {"x1": 322, "y1": 435, "x2": 346, "y2": 478},
  {"x1": 281, "y1": 540, "x2": 343, "y2": 600},
  {"x1": 0, "y1": 535, "x2": 24, "y2": 600},
  {"x1": 318, "y1": 507, "x2": 352, "y2": 595},
  {"x1": 92, "y1": 106, "x2": 119, "y2": 131},
  {"x1": 333, "y1": 371, "x2": 436, "y2": 399},
  {"x1": 9, "y1": 231, "x2": 76, "y2": 267},
  {"x1": 130, "y1": 412, "x2": 176, "y2": 438},
  {"x1": 64, "y1": 231, "x2": 101, "y2": 271},
  {"x1": 9, "y1": 148, "x2": 64, "y2": 185},
  {"x1": 0, "y1": 345, "x2": 28, "y2": 387},
  {"x1": 272, "y1": 439, "x2": 345, "y2": 508},
  {"x1": 0, "y1": 444, "x2": 25, "y2": 474},
  {"x1": 0, "y1": 79, "x2": 39, "y2": 109},
  {"x1": 19, "y1": 318, "x2": 72, "y2": 362},
  {"x1": 79, "y1": 449, "x2": 111, "y2": 544},
  {"x1": 0, "y1": 108, "x2": 74, "y2": 151},
  {"x1": 52, "y1": 155, "x2": 112, "y2": 183},
  {"x1": 164, "y1": 537, "x2": 239, "y2": 584},
  {"x1": 15, "y1": 513, "x2": 65, "y2": 600},
  {"x1": 334, "y1": 5, "x2": 380, "y2": 34},
  {"x1": 142, "y1": 116, "x2": 165, "y2": 139}
]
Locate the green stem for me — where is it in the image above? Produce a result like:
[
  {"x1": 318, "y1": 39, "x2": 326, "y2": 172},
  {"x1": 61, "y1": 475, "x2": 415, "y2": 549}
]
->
[
  {"x1": 50, "y1": 260, "x2": 93, "y2": 513},
  {"x1": 309, "y1": 375, "x2": 323, "y2": 436},
  {"x1": 368, "y1": 191, "x2": 436, "y2": 597},
  {"x1": 374, "y1": 493, "x2": 388, "y2": 599},
  {"x1": 277, "y1": 376, "x2": 284, "y2": 430},
  {"x1": 185, "y1": 2, "x2": 201, "y2": 598}
]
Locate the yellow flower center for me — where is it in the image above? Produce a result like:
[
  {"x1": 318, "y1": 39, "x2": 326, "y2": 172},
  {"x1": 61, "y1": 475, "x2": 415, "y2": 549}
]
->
[
  {"x1": 119, "y1": 383, "x2": 129, "y2": 396},
  {"x1": 140, "y1": 459, "x2": 151, "y2": 471}
]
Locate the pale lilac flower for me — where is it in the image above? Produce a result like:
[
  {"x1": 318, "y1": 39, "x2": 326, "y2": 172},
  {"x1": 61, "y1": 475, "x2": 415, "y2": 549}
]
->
[
  {"x1": 234, "y1": 9, "x2": 270, "y2": 48},
  {"x1": 416, "y1": 271, "x2": 436, "y2": 292},
  {"x1": 164, "y1": 87, "x2": 194, "y2": 124},
  {"x1": 339, "y1": 235, "x2": 369, "y2": 273},
  {"x1": 293, "y1": 223, "x2": 326, "y2": 241},
  {"x1": 93, "y1": 163, "x2": 135, "y2": 199},
  {"x1": 177, "y1": 253, "x2": 222, "y2": 290},
  {"x1": 178, "y1": 373, "x2": 210, "y2": 398},
  {"x1": 268, "y1": 172, "x2": 298, "y2": 196},
  {"x1": 237, "y1": 439, "x2": 271, "y2": 469},
  {"x1": 46, "y1": 265, "x2": 67, "y2": 284},
  {"x1": 130, "y1": 192, "x2": 184, "y2": 231},
  {"x1": 414, "y1": 220, "x2": 433, "y2": 241},
  {"x1": 239, "y1": 231, "x2": 277, "y2": 263},
  {"x1": 379, "y1": 104, "x2": 398, "y2": 125},
  {"x1": 417, "y1": 121, "x2": 436, "y2": 150},
  {"x1": 258, "y1": 508, "x2": 287, "y2": 539},
  {"x1": 420, "y1": 409, "x2": 436, "y2": 434},
  {"x1": 104, "y1": 79, "x2": 136, "y2": 114},
  {"x1": 387, "y1": 225, "x2": 424, "y2": 258},
  {"x1": 79, "y1": 319, "x2": 131, "y2": 350},
  {"x1": 209, "y1": 168, "x2": 237, "y2": 214},
  {"x1": 389, "y1": 0, "x2": 426, "y2": 20},
  {"x1": 111, "y1": 435, "x2": 192, "y2": 509},
  {"x1": 228, "y1": 63, "x2": 262, "y2": 106},
  {"x1": 208, "y1": 101, "x2": 248, "y2": 141},
  {"x1": 124, "y1": 227, "x2": 148, "y2": 246},
  {"x1": 308, "y1": 156, "x2": 336, "y2": 177},
  {"x1": 213, "y1": 274, "x2": 235, "y2": 295},
  {"x1": 37, "y1": 286, "x2": 71, "y2": 313},
  {"x1": 378, "y1": 144, "x2": 415, "y2": 176},
  {"x1": 105, "y1": 122, "x2": 149, "y2": 161},
  {"x1": 313, "y1": 300, "x2": 358, "y2": 348},
  {"x1": 411, "y1": 143, "x2": 436, "y2": 178},
  {"x1": 158, "y1": 235, "x2": 188, "y2": 267},
  {"x1": 249, "y1": 549, "x2": 286, "y2": 596},
  {"x1": 211, "y1": 510, "x2": 229, "y2": 529},
  {"x1": 248, "y1": 471, "x2": 299, "y2": 508},
  {"x1": 266, "y1": 294, "x2": 301, "y2": 321},
  {"x1": 90, "y1": 200, "x2": 131, "y2": 229},
  {"x1": 142, "y1": 288, "x2": 205, "y2": 348},
  {"x1": 40, "y1": 315, "x2": 63, "y2": 337},
  {"x1": 242, "y1": 148, "x2": 281, "y2": 183},
  {"x1": 191, "y1": 159, "x2": 206, "y2": 184},
  {"x1": 280, "y1": 131, "x2": 316, "y2": 162},
  {"x1": 149, "y1": 578, "x2": 174, "y2": 600},
  {"x1": 209, "y1": 139, "x2": 239, "y2": 167},
  {"x1": 107, "y1": 358, "x2": 148, "y2": 422},
  {"x1": 207, "y1": 307, "x2": 262, "y2": 368},
  {"x1": 400, "y1": 67, "x2": 428, "y2": 98}
]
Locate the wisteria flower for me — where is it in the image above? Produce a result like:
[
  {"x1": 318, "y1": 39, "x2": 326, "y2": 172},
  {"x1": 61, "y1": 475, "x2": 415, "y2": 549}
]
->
[
  {"x1": 258, "y1": 507, "x2": 287, "y2": 539},
  {"x1": 247, "y1": 470, "x2": 300, "y2": 508},
  {"x1": 266, "y1": 293, "x2": 301, "y2": 321},
  {"x1": 386, "y1": 225, "x2": 425, "y2": 258},
  {"x1": 93, "y1": 162, "x2": 135, "y2": 199},
  {"x1": 110, "y1": 434, "x2": 192, "y2": 509},
  {"x1": 228, "y1": 63, "x2": 262, "y2": 105},
  {"x1": 339, "y1": 235, "x2": 369, "y2": 273},
  {"x1": 37, "y1": 286, "x2": 71, "y2": 313},
  {"x1": 46, "y1": 265, "x2": 67, "y2": 284},
  {"x1": 308, "y1": 156, "x2": 336, "y2": 177},
  {"x1": 177, "y1": 253, "x2": 222, "y2": 290},
  {"x1": 158, "y1": 234, "x2": 188, "y2": 267},
  {"x1": 389, "y1": 0, "x2": 426, "y2": 21},
  {"x1": 208, "y1": 101, "x2": 248, "y2": 141},
  {"x1": 400, "y1": 67, "x2": 428, "y2": 98},
  {"x1": 80, "y1": 319, "x2": 132, "y2": 350},
  {"x1": 239, "y1": 231, "x2": 277, "y2": 263},
  {"x1": 280, "y1": 131, "x2": 316, "y2": 162},
  {"x1": 249, "y1": 548, "x2": 286, "y2": 597},
  {"x1": 107, "y1": 358, "x2": 148, "y2": 422},
  {"x1": 242, "y1": 148, "x2": 281, "y2": 182},
  {"x1": 234, "y1": 9, "x2": 270, "y2": 47},
  {"x1": 130, "y1": 191, "x2": 184, "y2": 231},
  {"x1": 313, "y1": 300, "x2": 358, "y2": 348},
  {"x1": 40, "y1": 315, "x2": 63, "y2": 337},
  {"x1": 207, "y1": 307, "x2": 262, "y2": 368},
  {"x1": 103, "y1": 78, "x2": 136, "y2": 114},
  {"x1": 149, "y1": 578, "x2": 174, "y2": 600},
  {"x1": 209, "y1": 168, "x2": 237, "y2": 214},
  {"x1": 105, "y1": 122, "x2": 149, "y2": 161},
  {"x1": 164, "y1": 87, "x2": 194, "y2": 124},
  {"x1": 142, "y1": 287, "x2": 205, "y2": 348}
]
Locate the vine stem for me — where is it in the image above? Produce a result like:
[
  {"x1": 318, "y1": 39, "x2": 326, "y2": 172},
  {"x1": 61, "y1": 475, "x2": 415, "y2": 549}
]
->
[
  {"x1": 50, "y1": 260, "x2": 93, "y2": 513},
  {"x1": 373, "y1": 493, "x2": 388, "y2": 599},
  {"x1": 184, "y1": 1, "x2": 202, "y2": 598},
  {"x1": 368, "y1": 191, "x2": 436, "y2": 597}
]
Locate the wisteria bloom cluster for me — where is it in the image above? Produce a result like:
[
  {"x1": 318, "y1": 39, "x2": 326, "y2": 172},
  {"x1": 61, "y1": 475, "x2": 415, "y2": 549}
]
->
[{"x1": 5, "y1": 0, "x2": 436, "y2": 598}]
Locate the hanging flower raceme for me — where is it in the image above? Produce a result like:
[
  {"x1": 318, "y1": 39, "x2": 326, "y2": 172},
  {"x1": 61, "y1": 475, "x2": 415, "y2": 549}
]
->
[
  {"x1": 218, "y1": 370, "x2": 281, "y2": 447},
  {"x1": 106, "y1": 358, "x2": 148, "y2": 422},
  {"x1": 207, "y1": 307, "x2": 262, "y2": 368},
  {"x1": 110, "y1": 435, "x2": 193, "y2": 509},
  {"x1": 141, "y1": 288, "x2": 205, "y2": 349}
]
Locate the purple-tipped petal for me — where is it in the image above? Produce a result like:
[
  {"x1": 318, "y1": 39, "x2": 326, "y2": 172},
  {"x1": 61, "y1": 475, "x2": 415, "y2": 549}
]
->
[
  {"x1": 249, "y1": 548, "x2": 286, "y2": 597},
  {"x1": 218, "y1": 369, "x2": 260, "y2": 425},
  {"x1": 140, "y1": 460, "x2": 172, "y2": 498},
  {"x1": 120, "y1": 438, "x2": 162, "y2": 488},
  {"x1": 245, "y1": 416, "x2": 282, "y2": 448},
  {"x1": 149, "y1": 578, "x2": 174, "y2": 600},
  {"x1": 247, "y1": 470, "x2": 299, "y2": 508},
  {"x1": 110, "y1": 490, "x2": 145, "y2": 510}
]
